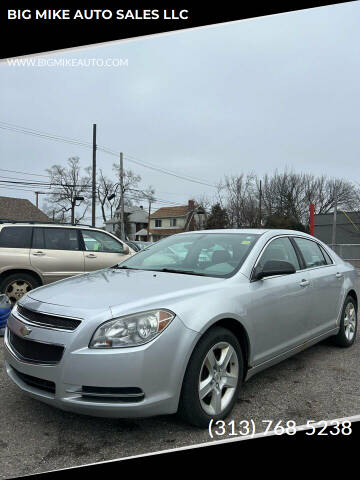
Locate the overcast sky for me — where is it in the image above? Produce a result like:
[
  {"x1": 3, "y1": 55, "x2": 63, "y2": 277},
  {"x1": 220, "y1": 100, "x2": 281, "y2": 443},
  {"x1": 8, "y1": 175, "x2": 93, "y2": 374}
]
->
[{"x1": 1, "y1": 2, "x2": 359, "y2": 224}]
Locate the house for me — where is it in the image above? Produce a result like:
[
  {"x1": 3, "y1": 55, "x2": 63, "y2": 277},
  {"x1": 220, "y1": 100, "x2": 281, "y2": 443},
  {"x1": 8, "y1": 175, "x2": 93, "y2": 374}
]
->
[
  {"x1": 0, "y1": 196, "x2": 51, "y2": 222},
  {"x1": 149, "y1": 200, "x2": 206, "y2": 242},
  {"x1": 105, "y1": 205, "x2": 149, "y2": 241}
]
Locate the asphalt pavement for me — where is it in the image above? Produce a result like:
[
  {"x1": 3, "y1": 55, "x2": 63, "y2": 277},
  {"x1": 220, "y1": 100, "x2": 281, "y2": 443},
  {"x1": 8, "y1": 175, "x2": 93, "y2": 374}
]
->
[{"x1": 1, "y1": 303, "x2": 360, "y2": 478}]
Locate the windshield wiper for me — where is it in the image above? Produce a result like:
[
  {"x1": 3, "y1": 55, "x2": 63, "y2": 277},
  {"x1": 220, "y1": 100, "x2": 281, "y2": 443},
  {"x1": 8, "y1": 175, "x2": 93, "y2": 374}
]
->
[
  {"x1": 111, "y1": 265, "x2": 138, "y2": 270},
  {"x1": 152, "y1": 268, "x2": 207, "y2": 276}
]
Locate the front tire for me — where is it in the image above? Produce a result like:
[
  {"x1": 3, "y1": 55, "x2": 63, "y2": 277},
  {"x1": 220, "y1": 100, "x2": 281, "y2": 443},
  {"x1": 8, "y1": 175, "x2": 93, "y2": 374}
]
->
[
  {"x1": 332, "y1": 295, "x2": 358, "y2": 347},
  {"x1": 178, "y1": 327, "x2": 243, "y2": 428}
]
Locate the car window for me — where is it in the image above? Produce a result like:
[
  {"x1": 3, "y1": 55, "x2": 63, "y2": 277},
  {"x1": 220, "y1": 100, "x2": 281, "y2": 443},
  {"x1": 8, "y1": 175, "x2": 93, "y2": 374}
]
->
[
  {"x1": 0, "y1": 226, "x2": 32, "y2": 248},
  {"x1": 319, "y1": 245, "x2": 333, "y2": 265},
  {"x1": 119, "y1": 233, "x2": 260, "y2": 278},
  {"x1": 294, "y1": 238, "x2": 327, "y2": 268},
  {"x1": 82, "y1": 230, "x2": 124, "y2": 253},
  {"x1": 34, "y1": 228, "x2": 80, "y2": 251},
  {"x1": 258, "y1": 237, "x2": 300, "y2": 271}
]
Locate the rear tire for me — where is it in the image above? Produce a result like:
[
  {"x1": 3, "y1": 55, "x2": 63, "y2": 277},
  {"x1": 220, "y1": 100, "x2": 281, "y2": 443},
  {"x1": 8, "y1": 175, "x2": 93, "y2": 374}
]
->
[
  {"x1": 332, "y1": 295, "x2": 357, "y2": 347},
  {"x1": 0, "y1": 272, "x2": 41, "y2": 305},
  {"x1": 178, "y1": 327, "x2": 243, "y2": 428}
]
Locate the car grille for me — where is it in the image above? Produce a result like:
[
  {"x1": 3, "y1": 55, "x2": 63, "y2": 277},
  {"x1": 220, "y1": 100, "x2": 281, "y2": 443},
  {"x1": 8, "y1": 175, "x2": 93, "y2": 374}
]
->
[
  {"x1": 12, "y1": 367, "x2": 56, "y2": 394},
  {"x1": 8, "y1": 329, "x2": 64, "y2": 364},
  {"x1": 17, "y1": 305, "x2": 81, "y2": 331}
]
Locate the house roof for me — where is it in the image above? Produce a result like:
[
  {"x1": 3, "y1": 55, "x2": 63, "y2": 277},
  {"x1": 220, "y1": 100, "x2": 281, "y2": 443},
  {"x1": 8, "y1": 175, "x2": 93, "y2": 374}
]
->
[
  {"x1": 0, "y1": 196, "x2": 51, "y2": 222},
  {"x1": 150, "y1": 205, "x2": 189, "y2": 219}
]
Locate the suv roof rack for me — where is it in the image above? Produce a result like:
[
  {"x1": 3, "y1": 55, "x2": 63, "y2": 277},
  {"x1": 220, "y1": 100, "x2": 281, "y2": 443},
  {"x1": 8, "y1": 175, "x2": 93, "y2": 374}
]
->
[{"x1": 0, "y1": 219, "x2": 94, "y2": 227}]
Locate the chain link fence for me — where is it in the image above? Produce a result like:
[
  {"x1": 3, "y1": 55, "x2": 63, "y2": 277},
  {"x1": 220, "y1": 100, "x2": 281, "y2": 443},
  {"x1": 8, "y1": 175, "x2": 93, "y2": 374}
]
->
[{"x1": 328, "y1": 244, "x2": 360, "y2": 268}]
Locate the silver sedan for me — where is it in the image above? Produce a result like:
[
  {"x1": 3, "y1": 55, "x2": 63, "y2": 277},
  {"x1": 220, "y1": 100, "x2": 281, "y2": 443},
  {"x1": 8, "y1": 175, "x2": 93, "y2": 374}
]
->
[{"x1": 4, "y1": 229, "x2": 358, "y2": 427}]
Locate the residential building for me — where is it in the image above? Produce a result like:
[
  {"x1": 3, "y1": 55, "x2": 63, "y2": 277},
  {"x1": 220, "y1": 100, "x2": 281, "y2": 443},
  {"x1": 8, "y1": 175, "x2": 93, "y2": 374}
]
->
[
  {"x1": 0, "y1": 196, "x2": 51, "y2": 222},
  {"x1": 105, "y1": 205, "x2": 149, "y2": 241},
  {"x1": 149, "y1": 200, "x2": 206, "y2": 241}
]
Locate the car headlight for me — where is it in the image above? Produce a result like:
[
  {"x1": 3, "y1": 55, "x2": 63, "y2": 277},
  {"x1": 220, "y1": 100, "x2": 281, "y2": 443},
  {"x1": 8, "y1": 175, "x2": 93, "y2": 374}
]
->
[{"x1": 89, "y1": 309, "x2": 175, "y2": 348}]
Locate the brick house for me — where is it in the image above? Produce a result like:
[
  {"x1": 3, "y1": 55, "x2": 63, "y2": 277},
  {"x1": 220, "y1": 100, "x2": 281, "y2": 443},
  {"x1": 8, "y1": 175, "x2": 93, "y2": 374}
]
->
[{"x1": 149, "y1": 200, "x2": 206, "y2": 241}]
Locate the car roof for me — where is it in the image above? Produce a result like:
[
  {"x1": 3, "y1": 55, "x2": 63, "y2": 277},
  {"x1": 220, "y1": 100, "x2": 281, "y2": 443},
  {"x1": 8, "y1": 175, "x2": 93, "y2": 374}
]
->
[
  {"x1": 0, "y1": 223, "x2": 104, "y2": 232},
  {"x1": 179, "y1": 228, "x2": 314, "y2": 238}
]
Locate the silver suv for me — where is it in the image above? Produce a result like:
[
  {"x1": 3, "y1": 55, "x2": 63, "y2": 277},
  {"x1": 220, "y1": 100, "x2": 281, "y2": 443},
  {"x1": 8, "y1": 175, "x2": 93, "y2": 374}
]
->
[{"x1": 0, "y1": 222, "x2": 134, "y2": 304}]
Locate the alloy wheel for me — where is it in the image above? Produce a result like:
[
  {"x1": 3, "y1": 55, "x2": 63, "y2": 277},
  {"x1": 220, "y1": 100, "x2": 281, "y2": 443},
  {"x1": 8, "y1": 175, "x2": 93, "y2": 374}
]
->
[
  {"x1": 198, "y1": 341, "x2": 239, "y2": 416},
  {"x1": 5, "y1": 279, "x2": 33, "y2": 304},
  {"x1": 344, "y1": 302, "x2": 357, "y2": 341}
]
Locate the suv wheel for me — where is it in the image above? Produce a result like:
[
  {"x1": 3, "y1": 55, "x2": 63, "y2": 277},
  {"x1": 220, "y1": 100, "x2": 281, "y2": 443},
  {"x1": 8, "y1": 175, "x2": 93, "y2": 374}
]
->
[
  {"x1": 178, "y1": 327, "x2": 243, "y2": 428},
  {"x1": 0, "y1": 273, "x2": 41, "y2": 305}
]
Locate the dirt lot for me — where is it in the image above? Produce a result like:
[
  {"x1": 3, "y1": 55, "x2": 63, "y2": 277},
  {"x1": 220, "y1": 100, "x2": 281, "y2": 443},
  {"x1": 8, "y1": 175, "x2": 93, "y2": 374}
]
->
[{"x1": 1, "y1": 314, "x2": 360, "y2": 478}]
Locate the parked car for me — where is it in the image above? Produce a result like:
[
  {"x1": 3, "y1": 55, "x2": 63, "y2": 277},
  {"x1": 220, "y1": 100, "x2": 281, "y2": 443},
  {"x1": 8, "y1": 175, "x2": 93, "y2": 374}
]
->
[
  {"x1": 0, "y1": 222, "x2": 135, "y2": 304},
  {"x1": 4, "y1": 229, "x2": 358, "y2": 427},
  {"x1": 124, "y1": 240, "x2": 141, "y2": 252}
]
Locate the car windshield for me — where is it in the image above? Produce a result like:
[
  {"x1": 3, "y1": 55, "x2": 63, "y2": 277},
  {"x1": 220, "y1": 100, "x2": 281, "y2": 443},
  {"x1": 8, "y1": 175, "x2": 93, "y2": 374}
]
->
[{"x1": 117, "y1": 233, "x2": 260, "y2": 278}]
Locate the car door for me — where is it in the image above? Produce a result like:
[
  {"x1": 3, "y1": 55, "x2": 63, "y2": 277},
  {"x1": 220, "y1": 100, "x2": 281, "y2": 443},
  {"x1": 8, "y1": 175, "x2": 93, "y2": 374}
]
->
[
  {"x1": 247, "y1": 236, "x2": 313, "y2": 366},
  {"x1": 30, "y1": 227, "x2": 85, "y2": 284},
  {"x1": 293, "y1": 237, "x2": 343, "y2": 336},
  {"x1": 80, "y1": 229, "x2": 131, "y2": 272}
]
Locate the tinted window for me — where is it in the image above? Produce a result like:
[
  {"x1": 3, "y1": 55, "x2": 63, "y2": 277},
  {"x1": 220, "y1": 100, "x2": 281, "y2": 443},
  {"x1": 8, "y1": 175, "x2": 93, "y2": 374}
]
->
[
  {"x1": 258, "y1": 237, "x2": 300, "y2": 271},
  {"x1": 0, "y1": 226, "x2": 32, "y2": 248},
  {"x1": 32, "y1": 228, "x2": 44, "y2": 249},
  {"x1": 81, "y1": 230, "x2": 123, "y2": 253},
  {"x1": 39, "y1": 228, "x2": 80, "y2": 251},
  {"x1": 294, "y1": 238, "x2": 327, "y2": 268}
]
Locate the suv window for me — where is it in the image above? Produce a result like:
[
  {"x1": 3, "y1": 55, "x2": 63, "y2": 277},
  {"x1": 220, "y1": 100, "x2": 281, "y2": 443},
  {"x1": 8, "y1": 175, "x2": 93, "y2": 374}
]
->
[
  {"x1": 33, "y1": 228, "x2": 80, "y2": 251},
  {"x1": 258, "y1": 237, "x2": 300, "y2": 271},
  {"x1": 294, "y1": 238, "x2": 327, "y2": 268},
  {"x1": 0, "y1": 226, "x2": 33, "y2": 248},
  {"x1": 81, "y1": 230, "x2": 123, "y2": 253}
]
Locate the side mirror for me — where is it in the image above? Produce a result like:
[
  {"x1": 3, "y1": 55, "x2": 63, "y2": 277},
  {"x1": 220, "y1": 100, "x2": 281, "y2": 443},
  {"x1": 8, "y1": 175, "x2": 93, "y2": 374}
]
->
[
  {"x1": 254, "y1": 260, "x2": 296, "y2": 280},
  {"x1": 122, "y1": 245, "x2": 130, "y2": 255}
]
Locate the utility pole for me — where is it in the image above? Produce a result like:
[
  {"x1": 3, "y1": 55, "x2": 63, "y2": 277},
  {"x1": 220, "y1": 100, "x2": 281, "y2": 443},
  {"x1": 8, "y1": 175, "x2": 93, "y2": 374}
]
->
[
  {"x1": 147, "y1": 199, "x2": 152, "y2": 241},
  {"x1": 259, "y1": 180, "x2": 262, "y2": 227},
  {"x1": 120, "y1": 152, "x2": 125, "y2": 240},
  {"x1": 331, "y1": 184, "x2": 338, "y2": 246},
  {"x1": 35, "y1": 192, "x2": 39, "y2": 208},
  {"x1": 92, "y1": 123, "x2": 97, "y2": 227}
]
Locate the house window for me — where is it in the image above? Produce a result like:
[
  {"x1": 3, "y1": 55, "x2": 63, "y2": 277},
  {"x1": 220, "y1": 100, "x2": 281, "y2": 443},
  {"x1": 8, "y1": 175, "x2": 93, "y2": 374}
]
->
[
  {"x1": 155, "y1": 219, "x2": 162, "y2": 227},
  {"x1": 170, "y1": 218, "x2": 177, "y2": 227}
]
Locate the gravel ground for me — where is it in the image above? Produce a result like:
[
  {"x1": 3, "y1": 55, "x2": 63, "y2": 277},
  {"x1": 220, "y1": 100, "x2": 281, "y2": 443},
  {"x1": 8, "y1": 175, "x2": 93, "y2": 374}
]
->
[{"x1": 1, "y1": 309, "x2": 360, "y2": 478}]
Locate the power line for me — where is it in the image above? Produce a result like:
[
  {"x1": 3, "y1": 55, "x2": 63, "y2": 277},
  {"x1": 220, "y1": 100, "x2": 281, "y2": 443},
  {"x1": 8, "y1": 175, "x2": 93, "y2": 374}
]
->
[
  {"x1": 0, "y1": 167, "x2": 50, "y2": 178},
  {"x1": 0, "y1": 120, "x2": 217, "y2": 188}
]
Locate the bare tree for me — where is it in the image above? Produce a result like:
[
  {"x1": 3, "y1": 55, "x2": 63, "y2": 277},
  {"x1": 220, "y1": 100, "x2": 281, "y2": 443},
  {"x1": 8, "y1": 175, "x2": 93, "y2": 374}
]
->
[
  {"x1": 44, "y1": 157, "x2": 91, "y2": 224},
  {"x1": 96, "y1": 170, "x2": 119, "y2": 224},
  {"x1": 219, "y1": 173, "x2": 259, "y2": 227}
]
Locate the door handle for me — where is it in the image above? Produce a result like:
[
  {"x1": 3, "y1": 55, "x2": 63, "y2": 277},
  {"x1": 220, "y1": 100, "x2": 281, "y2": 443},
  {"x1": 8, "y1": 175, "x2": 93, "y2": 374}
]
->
[
  {"x1": 86, "y1": 253, "x2": 97, "y2": 258},
  {"x1": 33, "y1": 251, "x2": 46, "y2": 256},
  {"x1": 335, "y1": 272, "x2": 344, "y2": 278},
  {"x1": 299, "y1": 279, "x2": 310, "y2": 287}
]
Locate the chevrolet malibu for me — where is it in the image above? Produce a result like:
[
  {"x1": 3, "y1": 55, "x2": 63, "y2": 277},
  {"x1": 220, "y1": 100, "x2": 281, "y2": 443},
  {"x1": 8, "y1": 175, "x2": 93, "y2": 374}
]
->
[{"x1": 4, "y1": 229, "x2": 358, "y2": 427}]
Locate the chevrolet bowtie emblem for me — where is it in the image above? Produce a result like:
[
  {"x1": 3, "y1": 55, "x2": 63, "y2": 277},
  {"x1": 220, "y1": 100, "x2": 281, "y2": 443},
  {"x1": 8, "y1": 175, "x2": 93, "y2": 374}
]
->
[{"x1": 19, "y1": 325, "x2": 32, "y2": 337}]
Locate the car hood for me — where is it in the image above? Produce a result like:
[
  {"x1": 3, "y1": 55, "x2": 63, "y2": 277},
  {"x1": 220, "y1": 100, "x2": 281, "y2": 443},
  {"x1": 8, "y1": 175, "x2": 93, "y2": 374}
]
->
[{"x1": 26, "y1": 268, "x2": 224, "y2": 314}]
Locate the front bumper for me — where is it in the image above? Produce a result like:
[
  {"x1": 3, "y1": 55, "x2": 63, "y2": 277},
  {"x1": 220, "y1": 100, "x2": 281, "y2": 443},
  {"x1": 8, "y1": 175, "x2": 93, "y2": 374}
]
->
[{"x1": 4, "y1": 308, "x2": 199, "y2": 418}]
